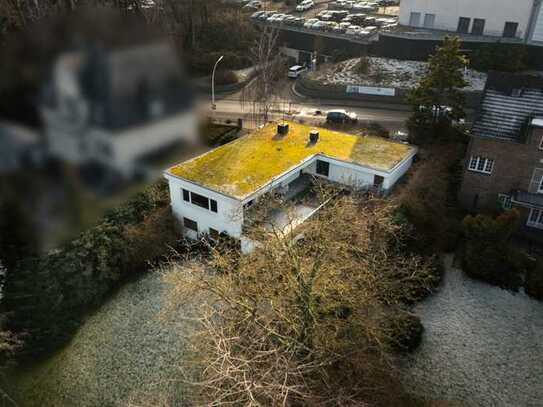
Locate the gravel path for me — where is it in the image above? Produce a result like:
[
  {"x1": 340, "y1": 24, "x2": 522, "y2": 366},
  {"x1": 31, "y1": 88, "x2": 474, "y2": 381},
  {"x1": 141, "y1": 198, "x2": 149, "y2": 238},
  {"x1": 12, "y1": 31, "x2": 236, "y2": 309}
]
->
[
  {"x1": 13, "y1": 266, "x2": 199, "y2": 407},
  {"x1": 400, "y1": 255, "x2": 543, "y2": 407}
]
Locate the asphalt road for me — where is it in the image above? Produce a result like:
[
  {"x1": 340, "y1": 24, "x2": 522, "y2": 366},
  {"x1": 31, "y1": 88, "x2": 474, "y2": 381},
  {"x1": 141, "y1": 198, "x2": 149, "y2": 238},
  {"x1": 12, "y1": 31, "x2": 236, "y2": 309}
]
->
[{"x1": 198, "y1": 78, "x2": 411, "y2": 133}]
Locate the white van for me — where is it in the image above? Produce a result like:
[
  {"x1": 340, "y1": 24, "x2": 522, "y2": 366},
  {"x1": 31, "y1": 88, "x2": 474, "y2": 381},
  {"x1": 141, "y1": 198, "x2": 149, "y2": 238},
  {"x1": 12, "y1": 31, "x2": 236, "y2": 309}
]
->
[{"x1": 288, "y1": 65, "x2": 308, "y2": 78}]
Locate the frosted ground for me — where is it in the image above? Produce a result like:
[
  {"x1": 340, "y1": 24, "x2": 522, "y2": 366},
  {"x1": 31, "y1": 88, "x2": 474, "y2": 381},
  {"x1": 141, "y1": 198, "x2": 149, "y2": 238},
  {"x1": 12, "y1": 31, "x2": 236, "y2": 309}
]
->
[
  {"x1": 12, "y1": 266, "x2": 199, "y2": 407},
  {"x1": 400, "y1": 255, "x2": 543, "y2": 407},
  {"x1": 311, "y1": 57, "x2": 487, "y2": 91}
]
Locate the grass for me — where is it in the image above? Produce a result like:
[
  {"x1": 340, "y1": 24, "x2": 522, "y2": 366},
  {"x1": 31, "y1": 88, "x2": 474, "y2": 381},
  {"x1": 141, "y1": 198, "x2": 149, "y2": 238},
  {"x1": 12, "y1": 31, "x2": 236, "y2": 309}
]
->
[
  {"x1": 9, "y1": 267, "x2": 199, "y2": 406},
  {"x1": 169, "y1": 121, "x2": 413, "y2": 199}
]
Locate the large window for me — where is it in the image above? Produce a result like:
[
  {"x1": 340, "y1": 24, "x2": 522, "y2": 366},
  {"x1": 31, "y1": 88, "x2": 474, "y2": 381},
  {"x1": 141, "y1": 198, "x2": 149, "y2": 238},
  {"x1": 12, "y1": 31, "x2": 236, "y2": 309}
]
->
[
  {"x1": 472, "y1": 18, "x2": 486, "y2": 35},
  {"x1": 182, "y1": 188, "x2": 218, "y2": 213},
  {"x1": 316, "y1": 160, "x2": 330, "y2": 177},
  {"x1": 468, "y1": 156, "x2": 494, "y2": 174},
  {"x1": 423, "y1": 13, "x2": 435, "y2": 28},
  {"x1": 457, "y1": 17, "x2": 471, "y2": 33},
  {"x1": 503, "y1": 22, "x2": 519, "y2": 38},
  {"x1": 409, "y1": 12, "x2": 421, "y2": 27},
  {"x1": 528, "y1": 208, "x2": 543, "y2": 229},
  {"x1": 183, "y1": 217, "x2": 198, "y2": 232}
]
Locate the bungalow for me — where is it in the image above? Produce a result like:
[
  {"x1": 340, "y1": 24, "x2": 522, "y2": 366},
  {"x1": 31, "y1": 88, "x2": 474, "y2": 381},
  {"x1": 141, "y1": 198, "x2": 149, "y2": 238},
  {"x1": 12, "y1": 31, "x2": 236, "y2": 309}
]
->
[{"x1": 164, "y1": 121, "x2": 417, "y2": 250}]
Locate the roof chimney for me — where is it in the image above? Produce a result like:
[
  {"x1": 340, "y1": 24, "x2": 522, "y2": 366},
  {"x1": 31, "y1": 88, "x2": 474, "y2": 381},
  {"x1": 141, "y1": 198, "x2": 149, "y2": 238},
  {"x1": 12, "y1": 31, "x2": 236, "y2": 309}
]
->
[
  {"x1": 309, "y1": 129, "x2": 319, "y2": 144},
  {"x1": 277, "y1": 123, "x2": 289, "y2": 135}
]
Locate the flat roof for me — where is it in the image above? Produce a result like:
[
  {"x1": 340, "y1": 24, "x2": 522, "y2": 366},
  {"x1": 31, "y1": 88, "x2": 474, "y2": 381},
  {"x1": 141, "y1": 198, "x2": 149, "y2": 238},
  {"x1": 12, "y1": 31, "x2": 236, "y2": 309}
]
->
[{"x1": 167, "y1": 121, "x2": 414, "y2": 200}]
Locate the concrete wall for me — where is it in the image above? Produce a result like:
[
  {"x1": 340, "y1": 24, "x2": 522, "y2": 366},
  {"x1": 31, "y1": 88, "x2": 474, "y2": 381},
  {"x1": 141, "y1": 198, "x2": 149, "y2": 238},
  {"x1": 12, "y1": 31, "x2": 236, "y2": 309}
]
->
[
  {"x1": 399, "y1": 0, "x2": 534, "y2": 39},
  {"x1": 166, "y1": 174, "x2": 244, "y2": 239}
]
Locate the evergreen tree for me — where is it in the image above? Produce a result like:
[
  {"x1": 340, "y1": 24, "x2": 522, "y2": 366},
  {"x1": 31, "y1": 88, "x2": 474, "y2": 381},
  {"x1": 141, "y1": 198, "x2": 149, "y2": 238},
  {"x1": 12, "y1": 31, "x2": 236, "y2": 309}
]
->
[{"x1": 407, "y1": 36, "x2": 468, "y2": 137}]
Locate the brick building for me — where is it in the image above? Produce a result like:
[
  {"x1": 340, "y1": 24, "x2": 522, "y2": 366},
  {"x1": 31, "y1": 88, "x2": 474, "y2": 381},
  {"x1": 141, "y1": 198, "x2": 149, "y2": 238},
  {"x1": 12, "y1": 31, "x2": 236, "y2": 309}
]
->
[{"x1": 459, "y1": 72, "x2": 543, "y2": 234}]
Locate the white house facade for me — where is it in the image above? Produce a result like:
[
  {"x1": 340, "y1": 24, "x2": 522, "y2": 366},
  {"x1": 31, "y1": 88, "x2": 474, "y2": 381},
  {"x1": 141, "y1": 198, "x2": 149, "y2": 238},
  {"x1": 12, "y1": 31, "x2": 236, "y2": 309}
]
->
[
  {"x1": 164, "y1": 121, "x2": 417, "y2": 247},
  {"x1": 399, "y1": 0, "x2": 543, "y2": 44}
]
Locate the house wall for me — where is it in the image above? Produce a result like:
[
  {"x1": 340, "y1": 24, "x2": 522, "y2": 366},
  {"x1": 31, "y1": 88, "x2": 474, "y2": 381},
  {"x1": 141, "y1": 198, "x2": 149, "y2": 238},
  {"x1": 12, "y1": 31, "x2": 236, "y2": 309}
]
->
[
  {"x1": 399, "y1": 0, "x2": 534, "y2": 39},
  {"x1": 165, "y1": 174, "x2": 244, "y2": 239},
  {"x1": 459, "y1": 127, "x2": 543, "y2": 211}
]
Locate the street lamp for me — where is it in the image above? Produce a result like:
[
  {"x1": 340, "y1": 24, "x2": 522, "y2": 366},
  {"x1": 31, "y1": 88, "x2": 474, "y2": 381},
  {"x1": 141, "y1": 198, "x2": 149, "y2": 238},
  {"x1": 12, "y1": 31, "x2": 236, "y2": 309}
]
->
[{"x1": 211, "y1": 55, "x2": 224, "y2": 111}]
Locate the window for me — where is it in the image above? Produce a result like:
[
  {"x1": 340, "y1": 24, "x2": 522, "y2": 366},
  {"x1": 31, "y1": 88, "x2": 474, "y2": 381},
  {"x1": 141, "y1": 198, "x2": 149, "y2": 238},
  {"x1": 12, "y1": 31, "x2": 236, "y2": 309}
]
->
[
  {"x1": 423, "y1": 13, "x2": 435, "y2": 28},
  {"x1": 210, "y1": 199, "x2": 218, "y2": 213},
  {"x1": 209, "y1": 228, "x2": 220, "y2": 240},
  {"x1": 539, "y1": 136, "x2": 543, "y2": 150},
  {"x1": 527, "y1": 208, "x2": 543, "y2": 229},
  {"x1": 190, "y1": 191, "x2": 210, "y2": 209},
  {"x1": 468, "y1": 156, "x2": 494, "y2": 174},
  {"x1": 316, "y1": 160, "x2": 330, "y2": 177},
  {"x1": 472, "y1": 18, "x2": 485, "y2": 35},
  {"x1": 498, "y1": 194, "x2": 512, "y2": 210},
  {"x1": 457, "y1": 17, "x2": 471, "y2": 33},
  {"x1": 183, "y1": 217, "x2": 198, "y2": 232},
  {"x1": 409, "y1": 12, "x2": 421, "y2": 27},
  {"x1": 503, "y1": 22, "x2": 518, "y2": 38},
  {"x1": 538, "y1": 177, "x2": 543, "y2": 194},
  {"x1": 373, "y1": 175, "x2": 385, "y2": 188},
  {"x1": 183, "y1": 188, "x2": 218, "y2": 213}
]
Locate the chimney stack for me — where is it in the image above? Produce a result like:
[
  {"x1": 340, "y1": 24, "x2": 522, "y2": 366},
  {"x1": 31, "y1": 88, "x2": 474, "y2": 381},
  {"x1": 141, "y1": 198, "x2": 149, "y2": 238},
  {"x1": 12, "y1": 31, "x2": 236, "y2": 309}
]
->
[{"x1": 309, "y1": 129, "x2": 319, "y2": 144}]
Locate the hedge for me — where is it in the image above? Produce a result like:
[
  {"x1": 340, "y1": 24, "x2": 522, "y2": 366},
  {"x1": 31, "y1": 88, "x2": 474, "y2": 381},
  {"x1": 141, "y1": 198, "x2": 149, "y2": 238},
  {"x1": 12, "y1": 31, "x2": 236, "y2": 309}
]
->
[{"x1": 2, "y1": 180, "x2": 181, "y2": 358}]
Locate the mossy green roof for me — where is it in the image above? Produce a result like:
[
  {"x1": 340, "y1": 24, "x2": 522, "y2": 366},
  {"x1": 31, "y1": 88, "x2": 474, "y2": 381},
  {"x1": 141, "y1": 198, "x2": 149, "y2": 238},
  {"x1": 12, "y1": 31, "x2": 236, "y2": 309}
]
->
[{"x1": 168, "y1": 121, "x2": 414, "y2": 199}]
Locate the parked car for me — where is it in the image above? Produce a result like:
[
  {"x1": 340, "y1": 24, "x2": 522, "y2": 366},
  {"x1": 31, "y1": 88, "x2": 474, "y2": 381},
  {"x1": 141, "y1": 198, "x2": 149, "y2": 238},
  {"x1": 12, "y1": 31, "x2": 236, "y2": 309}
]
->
[
  {"x1": 326, "y1": 109, "x2": 358, "y2": 124},
  {"x1": 346, "y1": 25, "x2": 362, "y2": 35},
  {"x1": 243, "y1": 0, "x2": 262, "y2": 10},
  {"x1": 288, "y1": 65, "x2": 308, "y2": 78},
  {"x1": 303, "y1": 18, "x2": 319, "y2": 28},
  {"x1": 296, "y1": 0, "x2": 314, "y2": 11},
  {"x1": 312, "y1": 20, "x2": 328, "y2": 30}
]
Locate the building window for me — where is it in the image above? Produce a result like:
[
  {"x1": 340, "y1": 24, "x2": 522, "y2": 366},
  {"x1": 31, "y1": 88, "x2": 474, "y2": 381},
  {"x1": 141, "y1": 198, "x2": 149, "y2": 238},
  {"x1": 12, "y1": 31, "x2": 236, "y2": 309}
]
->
[
  {"x1": 468, "y1": 156, "x2": 494, "y2": 174},
  {"x1": 190, "y1": 191, "x2": 210, "y2": 209},
  {"x1": 457, "y1": 17, "x2": 471, "y2": 34},
  {"x1": 209, "y1": 228, "x2": 220, "y2": 240},
  {"x1": 409, "y1": 12, "x2": 421, "y2": 27},
  {"x1": 183, "y1": 217, "x2": 198, "y2": 232},
  {"x1": 472, "y1": 18, "x2": 485, "y2": 35},
  {"x1": 527, "y1": 208, "x2": 543, "y2": 229},
  {"x1": 539, "y1": 136, "x2": 543, "y2": 150},
  {"x1": 503, "y1": 22, "x2": 518, "y2": 38},
  {"x1": 423, "y1": 13, "x2": 435, "y2": 28},
  {"x1": 498, "y1": 194, "x2": 512, "y2": 210},
  {"x1": 183, "y1": 188, "x2": 218, "y2": 213},
  {"x1": 316, "y1": 160, "x2": 330, "y2": 177}
]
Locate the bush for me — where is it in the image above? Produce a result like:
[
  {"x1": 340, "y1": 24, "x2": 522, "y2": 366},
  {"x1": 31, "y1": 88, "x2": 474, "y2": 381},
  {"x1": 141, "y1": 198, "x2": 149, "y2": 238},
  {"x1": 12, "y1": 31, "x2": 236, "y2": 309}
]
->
[
  {"x1": 462, "y1": 210, "x2": 527, "y2": 291},
  {"x1": 396, "y1": 144, "x2": 465, "y2": 254},
  {"x1": 525, "y1": 258, "x2": 543, "y2": 300},
  {"x1": 3, "y1": 180, "x2": 182, "y2": 358},
  {"x1": 213, "y1": 69, "x2": 238, "y2": 86},
  {"x1": 387, "y1": 309, "x2": 424, "y2": 353}
]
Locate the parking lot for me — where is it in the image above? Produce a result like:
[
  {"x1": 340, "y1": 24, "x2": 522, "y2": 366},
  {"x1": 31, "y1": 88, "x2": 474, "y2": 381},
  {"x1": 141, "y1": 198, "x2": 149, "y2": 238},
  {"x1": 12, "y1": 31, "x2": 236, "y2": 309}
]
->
[{"x1": 250, "y1": 1, "x2": 399, "y2": 42}]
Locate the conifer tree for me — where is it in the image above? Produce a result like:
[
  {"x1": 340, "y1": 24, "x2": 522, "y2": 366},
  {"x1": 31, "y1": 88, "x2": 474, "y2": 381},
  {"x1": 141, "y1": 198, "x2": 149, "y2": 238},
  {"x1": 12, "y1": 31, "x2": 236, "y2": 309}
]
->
[{"x1": 407, "y1": 36, "x2": 468, "y2": 134}]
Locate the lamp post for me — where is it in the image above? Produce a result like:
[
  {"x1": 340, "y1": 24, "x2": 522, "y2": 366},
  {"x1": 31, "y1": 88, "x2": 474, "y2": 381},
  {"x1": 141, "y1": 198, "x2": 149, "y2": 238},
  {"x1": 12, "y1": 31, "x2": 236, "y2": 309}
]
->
[{"x1": 211, "y1": 55, "x2": 224, "y2": 111}]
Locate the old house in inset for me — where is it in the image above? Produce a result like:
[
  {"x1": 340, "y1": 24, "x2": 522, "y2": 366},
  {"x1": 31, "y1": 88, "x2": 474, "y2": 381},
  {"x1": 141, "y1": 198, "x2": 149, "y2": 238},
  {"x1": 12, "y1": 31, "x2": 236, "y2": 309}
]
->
[{"x1": 41, "y1": 41, "x2": 196, "y2": 182}]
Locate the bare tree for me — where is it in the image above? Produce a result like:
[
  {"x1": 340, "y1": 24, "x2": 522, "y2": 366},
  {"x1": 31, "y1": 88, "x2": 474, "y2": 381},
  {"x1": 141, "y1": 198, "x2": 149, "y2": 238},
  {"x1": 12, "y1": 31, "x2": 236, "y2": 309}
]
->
[
  {"x1": 241, "y1": 26, "x2": 285, "y2": 126},
  {"x1": 163, "y1": 188, "x2": 438, "y2": 406}
]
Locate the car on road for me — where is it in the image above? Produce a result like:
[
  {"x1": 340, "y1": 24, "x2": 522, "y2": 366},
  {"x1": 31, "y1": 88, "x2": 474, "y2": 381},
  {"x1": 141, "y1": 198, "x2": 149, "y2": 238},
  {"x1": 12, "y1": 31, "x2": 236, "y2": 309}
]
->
[
  {"x1": 326, "y1": 110, "x2": 358, "y2": 124},
  {"x1": 288, "y1": 65, "x2": 308, "y2": 78},
  {"x1": 312, "y1": 20, "x2": 328, "y2": 30}
]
